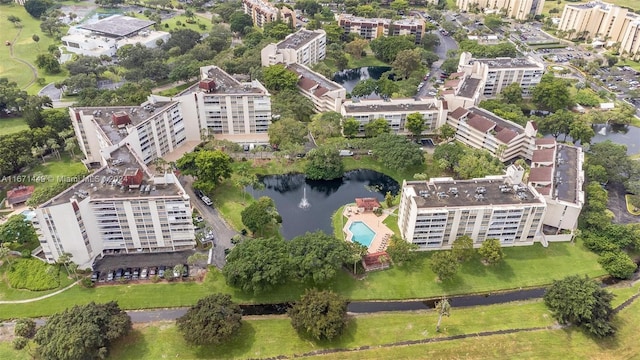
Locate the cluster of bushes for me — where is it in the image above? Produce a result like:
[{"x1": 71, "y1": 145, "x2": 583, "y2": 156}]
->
[{"x1": 7, "y1": 259, "x2": 60, "y2": 291}]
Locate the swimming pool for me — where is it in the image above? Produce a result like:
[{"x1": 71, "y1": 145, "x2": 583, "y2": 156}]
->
[{"x1": 349, "y1": 221, "x2": 376, "y2": 247}]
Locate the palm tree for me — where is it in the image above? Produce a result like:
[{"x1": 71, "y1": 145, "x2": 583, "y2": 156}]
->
[
  {"x1": 435, "y1": 298, "x2": 451, "y2": 332},
  {"x1": 46, "y1": 138, "x2": 61, "y2": 160},
  {"x1": 65, "y1": 138, "x2": 78, "y2": 158},
  {"x1": 0, "y1": 243, "x2": 12, "y2": 268},
  {"x1": 31, "y1": 146, "x2": 46, "y2": 163}
]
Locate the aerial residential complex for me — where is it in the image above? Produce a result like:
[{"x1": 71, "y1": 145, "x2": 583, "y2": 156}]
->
[
  {"x1": 71, "y1": 65, "x2": 271, "y2": 169},
  {"x1": 337, "y1": 14, "x2": 426, "y2": 44},
  {"x1": 558, "y1": 1, "x2": 640, "y2": 59},
  {"x1": 457, "y1": 52, "x2": 545, "y2": 98},
  {"x1": 340, "y1": 97, "x2": 447, "y2": 136},
  {"x1": 398, "y1": 165, "x2": 547, "y2": 250},
  {"x1": 446, "y1": 106, "x2": 538, "y2": 162},
  {"x1": 61, "y1": 15, "x2": 170, "y2": 57},
  {"x1": 261, "y1": 29, "x2": 327, "y2": 67},
  {"x1": 242, "y1": 0, "x2": 296, "y2": 28},
  {"x1": 33, "y1": 144, "x2": 195, "y2": 267},
  {"x1": 286, "y1": 63, "x2": 347, "y2": 113},
  {"x1": 456, "y1": 0, "x2": 545, "y2": 20}
]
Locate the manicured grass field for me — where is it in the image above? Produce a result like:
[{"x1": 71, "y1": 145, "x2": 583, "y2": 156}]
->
[
  {"x1": 107, "y1": 300, "x2": 555, "y2": 360},
  {"x1": 0, "y1": 117, "x2": 29, "y2": 136},
  {"x1": 309, "y1": 291, "x2": 640, "y2": 360},
  {"x1": 0, "y1": 241, "x2": 606, "y2": 319},
  {"x1": 24, "y1": 154, "x2": 86, "y2": 191},
  {"x1": 0, "y1": 5, "x2": 69, "y2": 93}
]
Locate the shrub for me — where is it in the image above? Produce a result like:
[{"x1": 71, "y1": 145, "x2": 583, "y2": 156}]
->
[
  {"x1": 13, "y1": 337, "x2": 28, "y2": 350},
  {"x1": 150, "y1": 275, "x2": 160, "y2": 283},
  {"x1": 7, "y1": 259, "x2": 59, "y2": 291},
  {"x1": 81, "y1": 277, "x2": 95, "y2": 288}
]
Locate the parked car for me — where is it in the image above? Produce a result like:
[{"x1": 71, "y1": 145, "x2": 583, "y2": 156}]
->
[
  {"x1": 201, "y1": 196, "x2": 213, "y2": 206},
  {"x1": 115, "y1": 268, "x2": 123, "y2": 280},
  {"x1": 124, "y1": 268, "x2": 132, "y2": 280},
  {"x1": 339, "y1": 150, "x2": 354, "y2": 156},
  {"x1": 194, "y1": 216, "x2": 204, "y2": 223},
  {"x1": 194, "y1": 189, "x2": 204, "y2": 198},
  {"x1": 182, "y1": 264, "x2": 189, "y2": 278},
  {"x1": 158, "y1": 266, "x2": 166, "y2": 278},
  {"x1": 149, "y1": 267, "x2": 157, "y2": 277},
  {"x1": 140, "y1": 267, "x2": 148, "y2": 279},
  {"x1": 107, "y1": 271, "x2": 115, "y2": 282},
  {"x1": 132, "y1": 268, "x2": 140, "y2": 279},
  {"x1": 91, "y1": 271, "x2": 100, "y2": 283}
]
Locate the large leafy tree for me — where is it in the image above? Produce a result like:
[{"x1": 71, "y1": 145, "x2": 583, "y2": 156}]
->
[
  {"x1": 288, "y1": 289, "x2": 348, "y2": 341},
  {"x1": 176, "y1": 150, "x2": 232, "y2": 192},
  {"x1": 24, "y1": 0, "x2": 51, "y2": 18},
  {"x1": 162, "y1": 28, "x2": 201, "y2": 55},
  {"x1": 391, "y1": 48, "x2": 423, "y2": 79},
  {"x1": 532, "y1": 73, "x2": 573, "y2": 112},
  {"x1": 240, "y1": 196, "x2": 281, "y2": 236},
  {"x1": 386, "y1": 235, "x2": 418, "y2": 266},
  {"x1": 597, "y1": 251, "x2": 637, "y2": 279},
  {"x1": 305, "y1": 146, "x2": 344, "y2": 181},
  {"x1": 369, "y1": 35, "x2": 415, "y2": 63},
  {"x1": 229, "y1": 12, "x2": 253, "y2": 35},
  {"x1": 429, "y1": 251, "x2": 459, "y2": 281},
  {"x1": 308, "y1": 112, "x2": 342, "y2": 142},
  {"x1": 0, "y1": 214, "x2": 37, "y2": 245},
  {"x1": 370, "y1": 133, "x2": 424, "y2": 173},
  {"x1": 288, "y1": 231, "x2": 350, "y2": 284},
  {"x1": 587, "y1": 140, "x2": 631, "y2": 183},
  {"x1": 478, "y1": 239, "x2": 504, "y2": 265},
  {"x1": 454, "y1": 149, "x2": 504, "y2": 179},
  {"x1": 405, "y1": 112, "x2": 425, "y2": 141},
  {"x1": 499, "y1": 83, "x2": 523, "y2": 104},
  {"x1": 342, "y1": 117, "x2": 360, "y2": 138},
  {"x1": 268, "y1": 118, "x2": 307, "y2": 148},
  {"x1": 223, "y1": 237, "x2": 290, "y2": 294},
  {"x1": 271, "y1": 89, "x2": 315, "y2": 122},
  {"x1": 0, "y1": 78, "x2": 28, "y2": 113},
  {"x1": 350, "y1": 79, "x2": 378, "y2": 98},
  {"x1": 261, "y1": 65, "x2": 299, "y2": 92},
  {"x1": 364, "y1": 118, "x2": 390, "y2": 138},
  {"x1": 451, "y1": 235, "x2": 475, "y2": 262},
  {"x1": 535, "y1": 109, "x2": 575, "y2": 140},
  {"x1": 176, "y1": 294, "x2": 242, "y2": 345},
  {"x1": 34, "y1": 302, "x2": 132, "y2": 360},
  {"x1": 543, "y1": 275, "x2": 615, "y2": 337}
]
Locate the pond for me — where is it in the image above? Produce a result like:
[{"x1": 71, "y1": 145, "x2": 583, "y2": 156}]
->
[
  {"x1": 248, "y1": 170, "x2": 399, "y2": 240},
  {"x1": 591, "y1": 124, "x2": 640, "y2": 155},
  {"x1": 332, "y1": 66, "x2": 392, "y2": 96}
]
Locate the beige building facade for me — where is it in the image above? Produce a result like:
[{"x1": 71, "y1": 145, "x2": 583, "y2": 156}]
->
[
  {"x1": 456, "y1": 0, "x2": 545, "y2": 20},
  {"x1": 337, "y1": 15, "x2": 426, "y2": 44},
  {"x1": 261, "y1": 29, "x2": 327, "y2": 67}
]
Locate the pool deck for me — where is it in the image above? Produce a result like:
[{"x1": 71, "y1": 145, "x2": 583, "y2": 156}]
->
[{"x1": 342, "y1": 205, "x2": 394, "y2": 254}]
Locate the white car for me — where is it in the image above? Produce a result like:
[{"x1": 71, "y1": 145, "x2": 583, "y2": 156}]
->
[{"x1": 201, "y1": 196, "x2": 213, "y2": 206}]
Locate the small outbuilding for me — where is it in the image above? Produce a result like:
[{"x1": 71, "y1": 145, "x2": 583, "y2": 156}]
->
[
  {"x1": 6, "y1": 185, "x2": 35, "y2": 209},
  {"x1": 362, "y1": 251, "x2": 390, "y2": 272},
  {"x1": 355, "y1": 197, "x2": 381, "y2": 213}
]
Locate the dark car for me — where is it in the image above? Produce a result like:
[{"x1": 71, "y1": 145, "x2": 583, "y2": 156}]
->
[
  {"x1": 91, "y1": 271, "x2": 100, "y2": 283},
  {"x1": 132, "y1": 268, "x2": 140, "y2": 279},
  {"x1": 158, "y1": 266, "x2": 166, "y2": 278},
  {"x1": 115, "y1": 268, "x2": 124, "y2": 280},
  {"x1": 194, "y1": 189, "x2": 204, "y2": 198},
  {"x1": 182, "y1": 264, "x2": 189, "y2": 278}
]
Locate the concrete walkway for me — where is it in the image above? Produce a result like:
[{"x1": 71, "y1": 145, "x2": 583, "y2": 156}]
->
[{"x1": 0, "y1": 281, "x2": 78, "y2": 304}]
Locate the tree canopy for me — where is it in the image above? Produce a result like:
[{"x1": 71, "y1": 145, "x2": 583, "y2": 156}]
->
[
  {"x1": 369, "y1": 133, "x2": 424, "y2": 173},
  {"x1": 288, "y1": 289, "x2": 348, "y2": 341},
  {"x1": 240, "y1": 196, "x2": 281, "y2": 237},
  {"x1": 430, "y1": 251, "x2": 459, "y2": 281},
  {"x1": 478, "y1": 239, "x2": 505, "y2": 265},
  {"x1": 223, "y1": 237, "x2": 290, "y2": 294},
  {"x1": 369, "y1": 35, "x2": 415, "y2": 63},
  {"x1": 304, "y1": 146, "x2": 345, "y2": 180},
  {"x1": 176, "y1": 293, "x2": 242, "y2": 345},
  {"x1": 288, "y1": 231, "x2": 350, "y2": 284},
  {"x1": 262, "y1": 64, "x2": 299, "y2": 92},
  {"x1": 386, "y1": 235, "x2": 419, "y2": 265},
  {"x1": 308, "y1": 112, "x2": 342, "y2": 142},
  {"x1": 34, "y1": 301, "x2": 132, "y2": 360},
  {"x1": 532, "y1": 73, "x2": 573, "y2": 112},
  {"x1": 176, "y1": 150, "x2": 232, "y2": 192},
  {"x1": 0, "y1": 214, "x2": 37, "y2": 245},
  {"x1": 451, "y1": 235, "x2": 475, "y2": 262},
  {"x1": 543, "y1": 275, "x2": 615, "y2": 337},
  {"x1": 268, "y1": 118, "x2": 307, "y2": 148}
]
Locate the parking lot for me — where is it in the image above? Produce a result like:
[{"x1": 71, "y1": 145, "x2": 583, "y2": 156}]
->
[{"x1": 92, "y1": 249, "x2": 205, "y2": 282}]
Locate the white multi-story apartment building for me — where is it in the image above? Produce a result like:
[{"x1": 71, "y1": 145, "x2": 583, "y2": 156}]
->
[
  {"x1": 242, "y1": 0, "x2": 296, "y2": 28},
  {"x1": 558, "y1": 1, "x2": 640, "y2": 59},
  {"x1": 286, "y1": 63, "x2": 346, "y2": 113},
  {"x1": 261, "y1": 29, "x2": 327, "y2": 67},
  {"x1": 61, "y1": 15, "x2": 170, "y2": 57},
  {"x1": 340, "y1": 97, "x2": 447, "y2": 136},
  {"x1": 177, "y1": 65, "x2": 272, "y2": 145},
  {"x1": 457, "y1": 52, "x2": 545, "y2": 98},
  {"x1": 398, "y1": 165, "x2": 547, "y2": 250},
  {"x1": 456, "y1": 0, "x2": 545, "y2": 20},
  {"x1": 446, "y1": 106, "x2": 538, "y2": 162},
  {"x1": 440, "y1": 71, "x2": 485, "y2": 109},
  {"x1": 71, "y1": 66, "x2": 272, "y2": 165},
  {"x1": 337, "y1": 15, "x2": 426, "y2": 44},
  {"x1": 32, "y1": 144, "x2": 195, "y2": 268},
  {"x1": 528, "y1": 139, "x2": 585, "y2": 237}
]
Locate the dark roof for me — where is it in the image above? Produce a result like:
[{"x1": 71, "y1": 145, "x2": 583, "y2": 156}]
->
[
  {"x1": 79, "y1": 15, "x2": 155, "y2": 38},
  {"x1": 535, "y1": 138, "x2": 556, "y2": 146},
  {"x1": 529, "y1": 167, "x2": 553, "y2": 183},
  {"x1": 277, "y1": 29, "x2": 323, "y2": 50},
  {"x1": 495, "y1": 128, "x2": 518, "y2": 144},
  {"x1": 457, "y1": 77, "x2": 481, "y2": 98},
  {"x1": 467, "y1": 114, "x2": 495, "y2": 132},
  {"x1": 449, "y1": 107, "x2": 469, "y2": 120},
  {"x1": 555, "y1": 145, "x2": 579, "y2": 203},
  {"x1": 298, "y1": 77, "x2": 316, "y2": 91},
  {"x1": 532, "y1": 148, "x2": 555, "y2": 163}
]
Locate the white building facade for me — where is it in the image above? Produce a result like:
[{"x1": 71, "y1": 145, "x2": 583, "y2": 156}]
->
[
  {"x1": 261, "y1": 29, "x2": 326, "y2": 67},
  {"x1": 456, "y1": 0, "x2": 545, "y2": 20}
]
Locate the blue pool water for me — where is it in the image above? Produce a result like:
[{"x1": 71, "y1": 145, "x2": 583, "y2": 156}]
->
[{"x1": 349, "y1": 221, "x2": 376, "y2": 247}]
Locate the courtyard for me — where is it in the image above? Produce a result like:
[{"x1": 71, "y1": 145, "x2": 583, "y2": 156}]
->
[{"x1": 342, "y1": 200, "x2": 394, "y2": 254}]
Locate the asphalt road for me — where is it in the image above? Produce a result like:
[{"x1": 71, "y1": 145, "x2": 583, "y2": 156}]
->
[{"x1": 179, "y1": 175, "x2": 238, "y2": 269}]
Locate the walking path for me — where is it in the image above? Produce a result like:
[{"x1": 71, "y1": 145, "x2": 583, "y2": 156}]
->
[
  {"x1": 0, "y1": 281, "x2": 78, "y2": 304},
  {"x1": 8, "y1": 27, "x2": 38, "y2": 90}
]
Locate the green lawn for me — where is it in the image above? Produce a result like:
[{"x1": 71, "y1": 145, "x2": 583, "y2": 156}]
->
[
  {"x1": 0, "y1": 5, "x2": 69, "y2": 93},
  {"x1": 0, "y1": 261, "x2": 74, "y2": 301},
  {"x1": 346, "y1": 54, "x2": 389, "y2": 69},
  {"x1": 309, "y1": 288, "x2": 640, "y2": 360},
  {"x1": 24, "y1": 154, "x2": 86, "y2": 190},
  {"x1": 108, "y1": 300, "x2": 555, "y2": 360},
  {"x1": 0, "y1": 117, "x2": 29, "y2": 136},
  {"x1": 0, "y1": 241, "x2": 606, "y2": 319}
]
